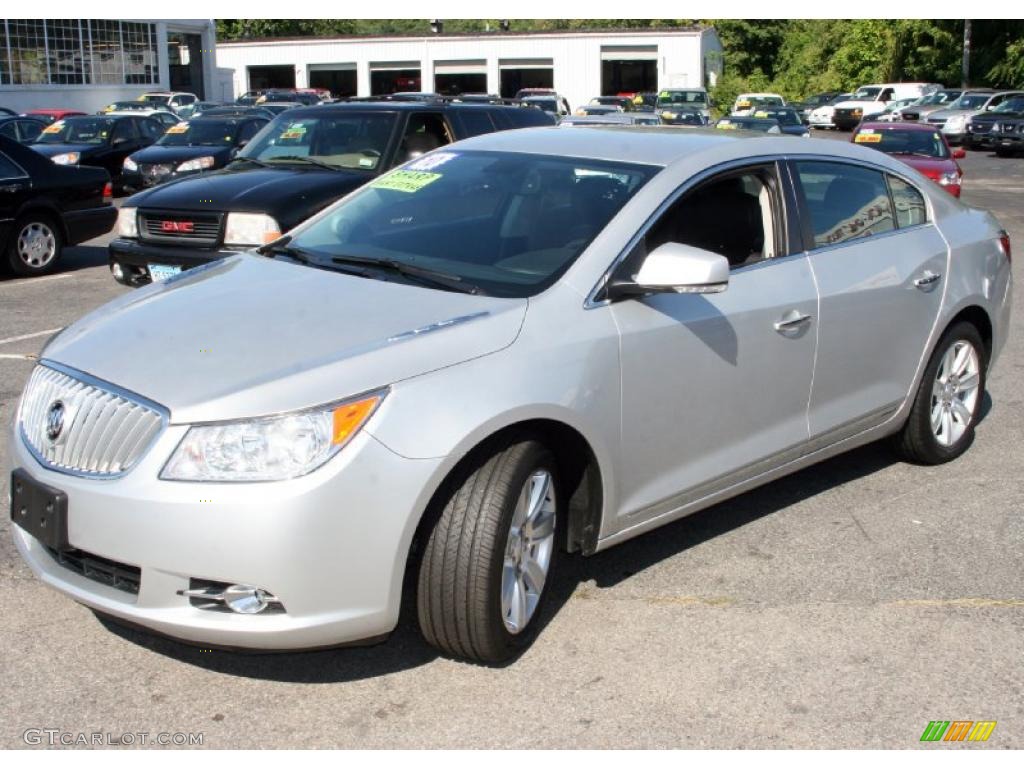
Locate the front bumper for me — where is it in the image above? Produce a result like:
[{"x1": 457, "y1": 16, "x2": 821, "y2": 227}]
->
[
  {"x1": 9, "y1": 416, "x2": 442, "y2": 650},
  {"x1": 108, "y1": 238, "x2": 241, "y2": 285},
  {"x1": 993, "y1": 134, "x2": 1024, "y2": 153}
]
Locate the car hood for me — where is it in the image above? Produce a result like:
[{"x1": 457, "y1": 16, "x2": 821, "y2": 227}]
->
[
  {"x1": 31, "y1": 142, "x2": 101, "y2": 157},
  {"x1": 833, "y1": 100, "x2": 879, "y2": 110},
  {"x1": 929, "y1": 107, "x2": 974, "y2": 120},
  {"x1": 130, "y1": 145, "x2": 233, "y2": 164},
  {"x1": 43, "y1": 255, "x2": 528, "y2": 423},
  {"x1": 779, "y1": 125, "x2": 808, "y2": 136},
  {"x1": 124, "y1": 165, "x2": 371, "y2": 225}
]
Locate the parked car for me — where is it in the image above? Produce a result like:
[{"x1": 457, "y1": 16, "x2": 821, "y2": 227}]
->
[
  {"x1": 873, "y1": 97, "x2": 923, "y2": 122},
  {"x1": 558, "y1": 114, "x2": 663, "y2": 127},
  {"x1": 22, "y1": 109, "x2": 86, "y2": 125},
  {"x1": 989, "y1": 117, "x2": 1024, "y2": 157},
  {"x1": 0, "y1": 116, "x2": 46, "y2": 145},
  {"x1": 236, "y1": 90, "x2": 267, "y2": 106},
  {"x1": 895, "y1": 89, "x2": 962, "y2": 122},
  {"x1": 832, "y1": 83, "x2": 941, "y2": 130},
  {"x1": 655, "y1": 88, "x2": 712, "y2": 122},
  {"x1": 521, "y1": 95, "x2": 571, "y2": 118},
  {"x1": 731, "y1": 93, "x2": 785, "y2": 116},
  {"x1": 105, "y1": 109, "x2": 181, "y2": 130},
  {"x1": 658, "y1": 108, "x2": 709, "y2": 126},
  {"x1": 10, "y1": 128, "x2": 1011, "y2": 662},
  {"x1": 964, "y1": 96, "x2": 1024, "y2": 150},
  {"x1": 716, "y1": 116, "x2": 783, "y2": 134},
  {"x1": 749, "y1": 107, "x2": 811, "y2": 136},
  {"x1": 807, "y1": 93, "x2": 853, "y2": 130},
  {"x1": 851, "y1": 122, "x2": 965, "y2": 196},
  {"x1": 191, "y1": 101, "x2": 226, "y2": 117},
  {"x1": 514, "y1": 88, "x2": 558, "y2": 100},
  {"x1": 30, "y1": 115, "x2": 163, "y2": 190},
  {"x1": 794, "y1": 92, "x2": 841, "y2": 119},
  {"x1": 140, "y1": 91, "x2": 199, "y2": 118},
  {"x1": 589, "y1": 96, "x2": 634, "y2": 113},
  {"x1": 108, "y1": 101, "x2": 556, "y2": 285},
  {"x1": 258, "y1": 102, "x2": 302, "y2": 116},
  {"x1": 926, "y1": 90, "x2": 1024, "y2": 144},
  {"x1": 193, "y1": 106, "x2": 274, "y2": 120},
  {"x1": 574, "y1": 104, "x2": 623, "y2": 117},
  {"x1": 121, "y1": 115, "x2": 270, "y2": 192},
  {"x1": 258, "y1": 90, "x2": 321, "y2": 106},
  {"x1": 0, "y1": 134, "x2": 115, "y2": 276}
]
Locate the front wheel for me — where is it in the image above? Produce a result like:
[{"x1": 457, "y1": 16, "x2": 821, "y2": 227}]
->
[
  {"x1": 417, "y1": 439, "x2": 558, "y2": 663},
  {"x1": 894, "y1": 322, "x2": 987, "y2": 464}
]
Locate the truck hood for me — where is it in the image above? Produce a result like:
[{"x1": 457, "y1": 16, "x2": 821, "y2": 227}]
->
[{"x1": 43, "y1": 255, "x2": 527, "y2": 423}]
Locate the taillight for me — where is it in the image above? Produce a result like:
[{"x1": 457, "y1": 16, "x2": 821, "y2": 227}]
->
[
  {"x1": 102, "y1": 181, "x2": 113, "y2": 203},
  {"x1": 999, "y1": 231, "x2": 1011, "y2": 264}
]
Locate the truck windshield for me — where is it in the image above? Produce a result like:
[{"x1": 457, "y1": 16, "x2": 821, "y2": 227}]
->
[
  {"x1": 286, "y1": 150, "x2": 658, "y2": 298},
  {"x1": 852, "y1": 87, "x2": 882, "y2": 100},
  {"x1": 656, "y1": 90, "x2": 707, "y2": 107}
]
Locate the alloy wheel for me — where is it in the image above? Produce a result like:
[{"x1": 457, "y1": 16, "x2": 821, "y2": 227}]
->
[
  {"x1": 931, "y1": 339, "x2": 981, "y2": 448},
  {"x1": 16, "y1": 222, "x2": 57, "y2": 269},
  {"x1": 501, "y1": 469, "x2": 556, "y2": 634}
]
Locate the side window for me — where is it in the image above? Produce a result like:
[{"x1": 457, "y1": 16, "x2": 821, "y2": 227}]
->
[
  {"x1": 238, "y1": 121, "x2": 264, "y2": 144},
  {"x1": 879, "y1": 88, "x2": 895, "y2": 101},
  {"x1": 454, "y1": 109, "x2": 496, "y2": 138},
  {"x1": 794, "y1": 161, "x2": 895, "y2": 248},
  {"x1": 394, "y1": 112, "x2": 453, "y2": 165},
  {"x1": 888, "y1": 175, "x2": 928, "y2": 228},
  {"x1": 18, "y1": 120, "x2": 43, "y2": 143},
  {"x1": 0, "y1": 151, "x2": 24, "y2": 179},
  {"x1": 0, "y1": 122, "x2": 17, "y2": 141},
  {"x1": 645, "y1": 166, "x2": 781, "y2": 270},
  {"x1": 111, "y1": 119, "x2": 137, "y2": 142},
  {"x1": 138, "y1": 119, "x2": 162, "y2": 141}
]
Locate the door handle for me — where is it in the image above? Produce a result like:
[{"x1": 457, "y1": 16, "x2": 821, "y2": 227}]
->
[
  {"x1": 914, "y1": 271, "x2": 942, "y2": 290},
  {"x1": 774, "y1": 310, "x2": 813, "y2": 333}
]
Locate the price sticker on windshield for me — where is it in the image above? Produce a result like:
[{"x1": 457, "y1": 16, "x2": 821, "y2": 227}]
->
[
  {"x1": 855, "y1": 132, "x2": 882, "y2": 143},
  {"x1": 42, "y1": 122, "x2": 64, "y2": 134},
  {"x1": 279, "y1": 123, "x2": 307, "y2": 140},
  {"x1": 370, "y1": 170, "x2": 443, "y2": 194},
  {"x1": 166, "y1": 123, "x2": 189, "y2": 134},
  {"x1": 406, "y1": 152, "x2": 458, "y2": 172}
]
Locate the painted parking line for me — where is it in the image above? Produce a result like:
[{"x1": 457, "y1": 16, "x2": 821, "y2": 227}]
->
[
  {"x1": 0, "y1": 328, "x2": 63, "y2": 346},
  {"x1": 0, "y1": 273, "x2": 74, "y2": 290},
  {"x1": 0, "y1": 353, "x2": 37, "y2": 360}
]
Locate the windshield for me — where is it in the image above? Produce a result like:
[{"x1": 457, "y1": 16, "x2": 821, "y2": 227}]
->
[
  {"x1": 656, "y1": 90, "x2": 707, "y2": 107},
  {"x1": 142, "y1": 94, "x2": 172, "y2": 106},
  {"x1": 830, "y1": 93, "x2": 853, "y2": 105},
  {"x1": 956, "y1": 93, "x2": 993, "y2": 109},
  {"x1": 993, "y1": 98, "x2": 1024, "y2": 113},
  {"x1": 157, "y1": 120, "x2": 240, "y2": 147},
  {"x1": 852, "y1": 87, "x2": 882, "y2": 100},
  {"x1": 524, "y1": 98, "x2": 557, "y2": 113},
  {"x1": 238, "y1": 113, "x2": 396, "y2": 170},
  {"x1": 754, "y1": 109, "x2": 800, "y2": 125},
  {"x1": 286, "y1": 150, "x2": 657, "y2": 298},
  {"x1": 718, "y1": 118, "x2": 777, "y2": 132},
  {"x1": 919, "y1": 91, "x2": 959, "y2": 106},
  {"x1": 853, "y1": 128, "x2": 949, "y2": 158},
  {"x1": 35, "y1": 117, "x2": 114, "y2": 144}
]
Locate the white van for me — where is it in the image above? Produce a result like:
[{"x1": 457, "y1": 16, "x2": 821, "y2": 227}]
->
[{"x1": 831, "y1": 83, "x2": 940, "y2": 129}]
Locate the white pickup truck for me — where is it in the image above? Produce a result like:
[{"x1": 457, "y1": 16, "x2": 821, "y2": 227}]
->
[{"x1": 831, "y1": 82, "x2": 940, "y2": 130}]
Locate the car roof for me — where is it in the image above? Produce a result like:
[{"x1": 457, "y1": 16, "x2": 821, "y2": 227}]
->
[
  {"x1": 857, "y1": 121, "x2": 942, "y2": 133},
  {"x1": 284, "y1": 102, "x2": 533, "y2": 116}
]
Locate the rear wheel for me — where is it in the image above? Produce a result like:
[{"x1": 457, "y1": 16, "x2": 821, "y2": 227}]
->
[
  {"x1": 5, "y1": 214, "x2": 62, "y2": 276},
  {"x1": 894, "y1": 322, "x2": 986, "y2": 464},
  {"x1": 417, "y1": 439, "x2": 558, "y2": 663}
]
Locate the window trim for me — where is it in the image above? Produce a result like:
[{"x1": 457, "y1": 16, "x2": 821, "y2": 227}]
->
[{"x1": 586, "y1": 155, "x2": 799, "y2": 308}]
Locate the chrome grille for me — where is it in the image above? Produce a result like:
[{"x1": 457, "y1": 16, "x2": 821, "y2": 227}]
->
[
  {"x1": 19, "y1": 364, "x2": 165, "y2": 477},
  {"x1": 138, "y1": 210, "x2": 223, "y2": 246}
]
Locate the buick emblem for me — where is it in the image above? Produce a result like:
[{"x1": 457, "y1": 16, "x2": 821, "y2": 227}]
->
[{"x1": 46, "y1": 400, "x2": 65, "y2": 442}]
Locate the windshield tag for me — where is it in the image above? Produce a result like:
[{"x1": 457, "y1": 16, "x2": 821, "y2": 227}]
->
[
  {"x1": 406, "y1": 151, "x2": 458, "y2": 171},
  {"x1": 43, "y1": 122, "x2": 64, "y2": 134},
  {"x1": 370, "y1": 170, "x2": 443, "y2": 194},
  {"x1": 855, "y1": 133, "x2": 882, "y2": 143},
  {"x1": 166, "y1": 123, "x2": 189, "y2": 134}
]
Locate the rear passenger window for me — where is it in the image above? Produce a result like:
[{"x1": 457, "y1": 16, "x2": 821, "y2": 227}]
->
[
  {"x1": 455, "y1": 109, "x2": 496, "y2": 138},
  {"x1": 887, "y1": 175, "x2": 927, "y2": 228},
  {"x1": 795, "y1": 161, "x2": 895, "y2": 248},
  {"x1": 0, "y1": 151, "x2": 23, "y2": 179}
]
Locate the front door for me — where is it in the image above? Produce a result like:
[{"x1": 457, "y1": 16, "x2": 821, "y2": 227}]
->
[{"x1": 609, "y1": 163, "x2": 817, "y2": 528}]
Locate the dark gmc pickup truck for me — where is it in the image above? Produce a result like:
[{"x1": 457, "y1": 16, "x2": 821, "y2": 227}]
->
[{"x1": 108, "y1": 101, "x2": 555, "y2": 286}]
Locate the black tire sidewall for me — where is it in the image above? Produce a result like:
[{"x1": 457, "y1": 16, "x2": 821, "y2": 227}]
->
[{"x1": 6, "y1": 214, "x2": 63, "y2": 277}]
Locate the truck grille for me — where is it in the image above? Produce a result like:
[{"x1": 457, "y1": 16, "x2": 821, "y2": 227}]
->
[
  {"x1": 18, "y1": 363, "x2": 165, "y2": 477},
  {"x1": 968, "y1": 122, "x2": 991, "y2": 134},
  {"x1": 138, "y1": 209, "x2": 223, "y2": 247},
  {"x1": 927, "y1": 116, "x2": 947, "y2": 127},
  {"x1": 45, "y1": 546, "x2": 141, "y2": 596},
  {"x1": 901, "y1": 110, "x2": 921, "y2": 121}
]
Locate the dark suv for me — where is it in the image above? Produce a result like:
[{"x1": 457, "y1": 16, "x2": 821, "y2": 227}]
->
[{"x1": 109, "y1": 101, "x2": 555, "y2": 285}]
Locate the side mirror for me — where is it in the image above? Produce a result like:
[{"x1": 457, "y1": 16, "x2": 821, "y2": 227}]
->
[
  {"x1": 953, "y1": 147, "x2": 966, "y2": 159},
  {"x1": 608, "y1": 242, "x2": 730, "y2": 300}
]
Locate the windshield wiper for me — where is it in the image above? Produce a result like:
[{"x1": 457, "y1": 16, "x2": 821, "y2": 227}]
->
[
  {"x1": 330, "y1": 255, "x2": 487, "y2": 295},
  {"x1": 266, "y1": 155, "x2": 342, "y2": 171},
  {"x1": 261, "y1": 241, "x2": 378, "y2": 278},
  {"x1": 231, "y1": 155, "x2": 272, "y2": 168}
]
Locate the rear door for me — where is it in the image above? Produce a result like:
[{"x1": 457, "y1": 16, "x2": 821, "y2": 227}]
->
[
  {"x1": 791, "y1": 159, "x2": 946, "y2": 442},
  {"x1": 0, "y1": 149, "x2": 31, "y2": 246}
]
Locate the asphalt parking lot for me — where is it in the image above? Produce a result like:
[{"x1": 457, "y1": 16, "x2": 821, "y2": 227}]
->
[{"x1": 1, "y1": 131, "x2": 1021, "y2": 749}]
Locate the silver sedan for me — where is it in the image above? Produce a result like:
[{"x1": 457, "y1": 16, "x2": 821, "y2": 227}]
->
[{"x1": 9, "y1": 127, "x2": 1012, "y2": 663}]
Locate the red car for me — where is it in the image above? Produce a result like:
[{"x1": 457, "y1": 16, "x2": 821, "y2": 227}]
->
[
  {"x1": 23, "y1": 108, "x2": 86, "y2": 125},
  {"x1": 851, "y1": 121, "x2": 966, "y2": 197}
]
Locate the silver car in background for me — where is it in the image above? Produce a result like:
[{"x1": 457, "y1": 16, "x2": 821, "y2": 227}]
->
[{"x1": 9, "y1": 128, "x2": 1012, "y2": 663}]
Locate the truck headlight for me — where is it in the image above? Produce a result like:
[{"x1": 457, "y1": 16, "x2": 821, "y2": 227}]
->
[
  {"x1": 224, "y1": 212, "x2": 281, "y2": 246},
  {"x1": 945, "y1": 115, "x2": 966, "y2": 131},
  {"x1": 160, "y1": 391, "x2": 386, "y2": 482},
  {"x1": 176, "y1": 156, "x2": 215, "y2": 172},
  {"x1": 50, "y1": 152, "x2": 80, "y2": 165},
  {"x1": 123, "y1": 156, "x2": 138, "y2": 171},
  {"x1": 116, "y1": 206, "x2": 138, "y2": 238}
]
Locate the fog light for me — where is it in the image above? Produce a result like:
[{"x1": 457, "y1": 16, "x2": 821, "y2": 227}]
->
[
  {"x1": 224, "y1": 584, "x2": 274, "y2": 614},
  {"x1": 111, "y1": 262, "x2": 124, "y2": 280}
]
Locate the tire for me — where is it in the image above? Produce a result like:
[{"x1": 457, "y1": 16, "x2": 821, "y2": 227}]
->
[
  {"x1": 417, "y1": 438, "x2": 559, "y2": 663},
  {"x1": 894, "y1": 321, "x2": 987, "y2": 464},
  {"x1": 995, "y1": 149, "x2": 1011, "y2": 158},
  {"x1": 5, "y1": 213, "x2": 63, "y2": 277}
]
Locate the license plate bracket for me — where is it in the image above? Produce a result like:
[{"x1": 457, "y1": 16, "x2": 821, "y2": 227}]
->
[{"x1": 10, "y1": 468, "x2": 69, "y2": 551}]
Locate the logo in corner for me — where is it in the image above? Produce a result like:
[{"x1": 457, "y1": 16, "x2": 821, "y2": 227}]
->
[
  {"x1": 45, "y1": 400, "x2": 65, "y2": 442},
  {"x1": 921, "y1": 720, "x2": 996, "y2": 742}
]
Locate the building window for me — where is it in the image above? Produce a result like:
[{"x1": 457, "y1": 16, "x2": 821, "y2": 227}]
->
[{"x1": 0, "y1": 19, "x2": 158, "y2": 86}]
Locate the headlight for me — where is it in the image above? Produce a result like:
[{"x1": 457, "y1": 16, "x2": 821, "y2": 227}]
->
[
  {"x1": 938, "y1": 171, "x2": 961, "y2": 186},
  {"x1": 50, "y1": 152, "x2": 80, "y2": 165},
  {"x1": 123, "y1": 156, "x2": 138, "y2": 171},
  {"x1": 116, "y1": 206, "x2": 138, "y2": 238},
  {"x1": 176, "y1": 156, "x2": 216, "y2": 172},
  {"x1": 801, "y1": 131, "x2": 811, "y2": 137},
  {"x1": 945, "y1": 115, "x2": 966, "y2": 131},
  {"x1": 160, "y1": 391, "x2": 386, "y2": 482},
  {"x1": 662, "y1": 111, "x2": 677, "y2": 119},
  {"x1": 224, "y1": 212, "x2": 281, "y2": 246}
]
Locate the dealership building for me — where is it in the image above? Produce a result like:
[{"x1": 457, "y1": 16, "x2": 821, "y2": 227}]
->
[
  {"x1": 215, "y1": 27, "x2": 723, "y2": 109},
  {"x1": 0, "y1": 19, "x2": 220, "y2": 113}
]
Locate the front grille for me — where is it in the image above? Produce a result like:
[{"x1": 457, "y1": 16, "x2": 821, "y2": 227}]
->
[
  {"x1": 138, "y1": 209, "x2": 223, "y2": 247},
  {"x1": 902, "y1": 110, "x2": 920, "y2": 121},
  {"x1": 18, "y1": 363, "x2": 165, "y2": 477},
  {"x1": 927, "y1": 116, "x2": 947, "y2": 127},
  {"x1": 968, "y1": 122, "x2": 991, "y2": 134},
  {"x1": 834, "y1": 108, "x2": 860, "y2": 121},
  {"x1": 138, "y1": 163, "x2": 174, "y2": 183},
  {"x1": 999, "y1": 122, "x2": 1021, "y2": 134},
  {"x1": 45, "y1": 546, "x2": 141, "y2": 595}
]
